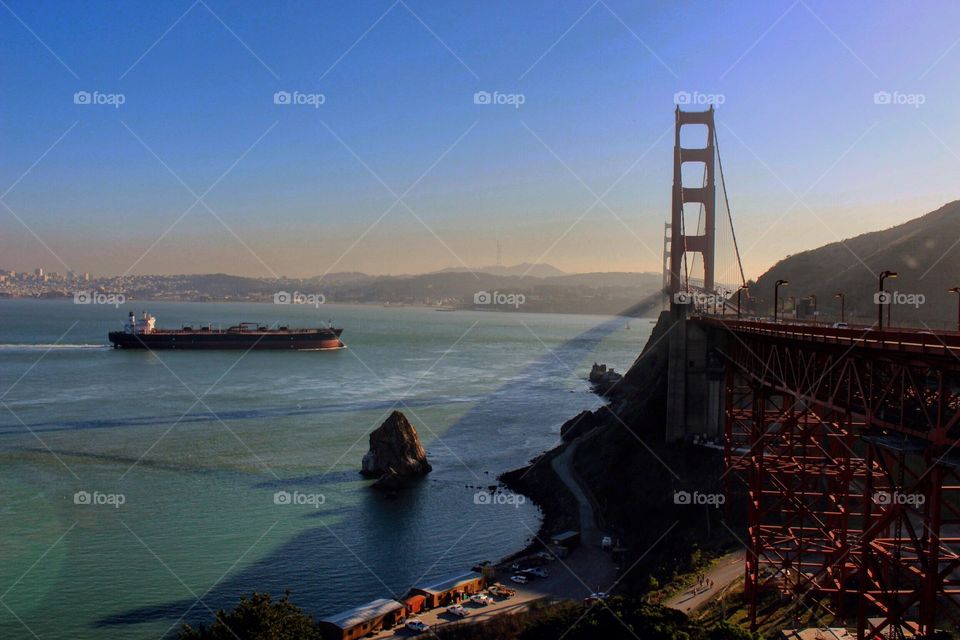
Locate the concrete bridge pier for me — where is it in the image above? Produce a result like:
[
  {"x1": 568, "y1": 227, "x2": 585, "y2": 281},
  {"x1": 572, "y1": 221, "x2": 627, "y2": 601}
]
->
[{"x1": 665, "y1": 311, "x2": 726, "y2": 443}]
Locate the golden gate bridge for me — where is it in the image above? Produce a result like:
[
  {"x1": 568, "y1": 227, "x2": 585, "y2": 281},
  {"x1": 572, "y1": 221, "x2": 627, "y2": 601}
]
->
[{"x1": 663, "y1": 106, "x2": 960, "y2": 639}]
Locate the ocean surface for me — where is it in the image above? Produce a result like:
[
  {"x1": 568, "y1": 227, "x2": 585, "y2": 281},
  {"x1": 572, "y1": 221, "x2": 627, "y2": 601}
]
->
[{"x1": 0, "y1": 299, "x2": 652, "y2": 639}]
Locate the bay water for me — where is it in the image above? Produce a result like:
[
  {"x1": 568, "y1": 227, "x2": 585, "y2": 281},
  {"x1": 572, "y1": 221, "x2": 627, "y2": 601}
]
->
[{"x1": 0, "y1": 299, "x2": 650, "y2": 638}]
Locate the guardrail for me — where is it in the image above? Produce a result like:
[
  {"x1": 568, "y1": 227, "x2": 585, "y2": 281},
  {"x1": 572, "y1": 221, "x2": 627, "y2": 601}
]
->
[{"x1": 698, "y1": 317, "x2": 960, "y2": 359}]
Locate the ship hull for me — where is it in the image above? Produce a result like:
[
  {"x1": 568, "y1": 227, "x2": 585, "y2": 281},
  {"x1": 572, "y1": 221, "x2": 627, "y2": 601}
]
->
[{"x1": 108, "y1": 329, "x2": 344, "y2": 350}]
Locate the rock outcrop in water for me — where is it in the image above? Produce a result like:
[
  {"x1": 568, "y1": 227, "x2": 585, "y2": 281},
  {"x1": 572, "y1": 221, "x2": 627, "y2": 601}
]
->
[{"x1": 361, "y1": 410, "x2": 432, "y2": 489}]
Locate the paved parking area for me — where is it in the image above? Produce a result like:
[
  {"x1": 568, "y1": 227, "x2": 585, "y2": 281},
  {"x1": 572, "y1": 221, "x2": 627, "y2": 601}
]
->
[{"x1": 370, "y1": 546, "x2": 618, "y2": 638}]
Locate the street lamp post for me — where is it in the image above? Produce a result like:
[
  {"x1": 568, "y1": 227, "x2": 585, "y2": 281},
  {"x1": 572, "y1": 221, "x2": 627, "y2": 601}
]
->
[
  {"x1": 774, "y1": 279, "x2": 789, "y2": 323},
  {"x1": 834, "y1": 292, "x2": 845, "y2": 324},
  {"x1": 877, "y1": 270, "x2": 898, "y2": 330},
  {"x1": 950, "y1": 287, "x2": 960, "y2": 332},
  {"x1": 737, "y1": 285, "x2": 749, "y2": 319}
]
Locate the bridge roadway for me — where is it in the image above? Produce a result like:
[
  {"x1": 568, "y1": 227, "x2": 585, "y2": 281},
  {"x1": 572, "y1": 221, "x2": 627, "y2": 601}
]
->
[{"x1": 701, "y1": 317, "x2": 960, "y2": 361}]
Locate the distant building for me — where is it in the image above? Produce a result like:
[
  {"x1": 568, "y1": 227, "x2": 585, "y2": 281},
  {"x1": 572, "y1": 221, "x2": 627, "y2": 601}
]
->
[
  {"x1": 551, "y1": 530, "x2": 581, "y2": 550},
  {"x1": 83, "y1": 272, "x2": 90, "y2": 282},
  {"x1": 34, "y1": 268, "x2": 43, "y2": 277},
  {"x1": 316, "y1": 598, "x2": 405, "y2": 640},
  {"x1": 407, "y1": 571, "x2": 487, "y2": 609}
]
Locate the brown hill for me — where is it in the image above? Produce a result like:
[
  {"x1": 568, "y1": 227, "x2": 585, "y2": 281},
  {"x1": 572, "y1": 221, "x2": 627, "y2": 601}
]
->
[{"x1": 747, "y1": 200, "x2": 960, "y2": 329}]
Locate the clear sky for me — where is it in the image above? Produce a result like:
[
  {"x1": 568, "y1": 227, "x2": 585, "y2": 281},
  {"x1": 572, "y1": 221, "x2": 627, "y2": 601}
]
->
[{"x1": 2, "y1": 0, "x2": 960, "y2": 279}]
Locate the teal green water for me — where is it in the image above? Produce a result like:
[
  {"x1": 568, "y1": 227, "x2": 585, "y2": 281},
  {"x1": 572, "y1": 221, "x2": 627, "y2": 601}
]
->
[{"x1": 0, "y1": 300, "x2": 651, "y2": 638}]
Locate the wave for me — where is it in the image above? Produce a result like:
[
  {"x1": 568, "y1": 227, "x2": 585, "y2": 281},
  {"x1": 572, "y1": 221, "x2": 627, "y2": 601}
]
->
[{"x1": 0, "y1": 343, "x2": 109, "y2": 351}]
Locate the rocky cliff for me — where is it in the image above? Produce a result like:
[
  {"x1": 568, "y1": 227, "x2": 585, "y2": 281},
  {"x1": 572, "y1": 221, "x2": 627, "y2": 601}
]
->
[{"x1": 361, "y1": 410, "x2": 432, "y2": 489}]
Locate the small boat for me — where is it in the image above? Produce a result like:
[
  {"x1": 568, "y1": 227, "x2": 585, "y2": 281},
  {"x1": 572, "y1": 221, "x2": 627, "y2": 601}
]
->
[{"x1": 434, "y1": 306, "x2": 457, "y2": 312}]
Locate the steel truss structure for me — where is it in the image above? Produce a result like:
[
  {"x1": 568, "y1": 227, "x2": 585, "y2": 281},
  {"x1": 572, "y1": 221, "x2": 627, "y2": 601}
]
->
[{"x1": 713, "y1": 320, "x2": 960, "y2": 638}]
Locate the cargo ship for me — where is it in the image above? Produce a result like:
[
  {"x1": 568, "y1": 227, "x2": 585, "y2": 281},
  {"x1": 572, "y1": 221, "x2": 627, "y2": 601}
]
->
[{"x1": 108, "y1": 312, "x2": 344, "y2": 350}]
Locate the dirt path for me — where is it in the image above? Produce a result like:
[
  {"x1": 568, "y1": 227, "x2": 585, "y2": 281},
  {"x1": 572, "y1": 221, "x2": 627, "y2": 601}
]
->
[
  {"x1": 664, "y1": 550, "x2": 745, "y2": 614},
  {"x1": 550, "y1": 437, "x2": 599, "y2": 545}
]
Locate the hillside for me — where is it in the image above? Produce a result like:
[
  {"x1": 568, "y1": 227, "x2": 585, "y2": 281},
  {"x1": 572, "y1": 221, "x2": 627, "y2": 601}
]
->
[
  {"x1": 4, "y1": 266, "x2": 664, "y2": 317},
  {"x1": 430, "y1": 263, "x2": 567, "y2": 278},
  {"x1": 747, "y1": 200, "x2": 960, "y2": 329}
]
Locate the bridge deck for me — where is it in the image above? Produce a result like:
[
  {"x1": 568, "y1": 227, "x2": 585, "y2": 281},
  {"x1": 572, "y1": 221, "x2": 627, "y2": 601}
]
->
[{"x1": 700, "y1": 318, "x2": 960, "y2": 362}]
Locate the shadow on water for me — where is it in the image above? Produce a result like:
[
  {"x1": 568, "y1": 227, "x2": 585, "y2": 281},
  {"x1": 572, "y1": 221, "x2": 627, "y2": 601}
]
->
[
  {"x1": 0, "y1": 396, "x2": 478, "y2": 437},
  {"x1": 93, "y1": 309, "x2": 652, "y2": 634}
]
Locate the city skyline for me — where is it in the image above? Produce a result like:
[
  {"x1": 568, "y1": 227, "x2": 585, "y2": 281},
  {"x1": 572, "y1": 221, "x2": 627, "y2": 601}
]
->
[{"x1": 3, "y1": 1, "x2": 960, "y2": 278}]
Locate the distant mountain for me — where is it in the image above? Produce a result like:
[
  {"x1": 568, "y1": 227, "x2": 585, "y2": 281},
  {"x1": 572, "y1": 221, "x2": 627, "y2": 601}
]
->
[
  {"x1": 748, "y1": 200, "x2": 960, "y2": 328},
  {"x1": 6, "y1": 266, "x2": 665, "y2": 316},
  {"x1": 307, "y1": 272, "x2": 378, "y2": 284},
  {"x1": 545, "y1": 272, "x2": 662, "y2": 288},
  {"x1": 310, "y1": 269, "x2": 662, "y2": 315},
  {"x1": 432, "y1": 263, "x2": 567, "y2": 278}
]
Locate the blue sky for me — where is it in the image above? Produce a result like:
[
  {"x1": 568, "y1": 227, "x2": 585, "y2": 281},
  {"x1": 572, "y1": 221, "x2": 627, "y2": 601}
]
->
[{"x1": 2, "y1": 0, "x2": 960, "y2": 278}]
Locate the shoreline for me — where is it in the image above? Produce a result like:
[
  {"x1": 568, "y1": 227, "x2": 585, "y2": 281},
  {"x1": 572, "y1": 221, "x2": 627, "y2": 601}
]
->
[{"x1": 0, "y1": 296, "x2": 650, "y2": 320}]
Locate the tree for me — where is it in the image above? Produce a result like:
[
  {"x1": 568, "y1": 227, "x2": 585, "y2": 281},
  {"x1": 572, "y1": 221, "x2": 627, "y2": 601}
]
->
[{"x1": 178, "y1": 591, "x2": 322, "y2": 640}]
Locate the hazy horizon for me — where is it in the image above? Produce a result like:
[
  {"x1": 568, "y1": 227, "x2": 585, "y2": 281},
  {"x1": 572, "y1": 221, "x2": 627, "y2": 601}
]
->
[{"x1": 4, "y1": 1, "x2": 960, "y2": 279}]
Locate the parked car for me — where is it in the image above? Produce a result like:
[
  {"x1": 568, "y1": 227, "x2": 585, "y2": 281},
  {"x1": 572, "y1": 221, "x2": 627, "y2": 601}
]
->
[
  {"x1": 510, "y1": 574, "x2": 529, "y2": 585},
  {"x1": 832, "y1": 322, "x2": 849, "y2": 329},
  {"x1": 535, "y1": 550, "x2": 555, "y2": 561},
  {"x1": 584, "y1": 592, "x2": 610, "y2": 605},
  {"x1": 523, "y1": 567, "x2": 548, "y2": 578},
  {"x1": 469, "y1": 593, "x2": 494, "y2": 606},
  {"x1": 406, "y1": 619, "x2": 430, "y2": 632},
  {"x1": 446, "y1": 604, "x2": 469, "y2": 618},
  {"x1": 488, "y1": 584, "x2": 515, "y2": 598}
]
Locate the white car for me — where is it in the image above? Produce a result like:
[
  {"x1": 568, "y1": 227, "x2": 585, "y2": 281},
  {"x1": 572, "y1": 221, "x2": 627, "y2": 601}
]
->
[
  {"x1": 510, "y1": 574, "x2": 529, "y2": 585},
  {"x1": 446, "y1": 604, "x2": 469, "y2": 617},
  {"x1": 601, "y1": 536, "x2": 613, "y2": 550},
  {"x1": 406, "y1": 619, "x2": 430, "y2": 632},
  {"x1": 832, "y1": 322, "x2": 849, "y2": 329},
  {"x1": 523, "y1": 567, "x2": 548, "y2": 578},
  {"x1": 469, "y1": 593, "x2": 493, "y2": 606}
]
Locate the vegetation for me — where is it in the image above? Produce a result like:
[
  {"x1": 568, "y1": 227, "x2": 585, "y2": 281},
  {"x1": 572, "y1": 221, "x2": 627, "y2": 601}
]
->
[
  {"x1": 430, "y1": 597, "x2": 759, "y2": 640},
  {"x1": 177, "y1": 591, "x2": 322, "y2": 640},
  {"x1": 178, "y1": 593, "x2": 757, "y2": 640}
]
